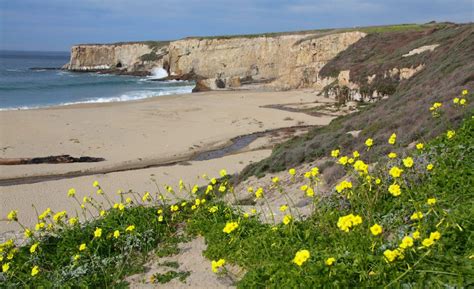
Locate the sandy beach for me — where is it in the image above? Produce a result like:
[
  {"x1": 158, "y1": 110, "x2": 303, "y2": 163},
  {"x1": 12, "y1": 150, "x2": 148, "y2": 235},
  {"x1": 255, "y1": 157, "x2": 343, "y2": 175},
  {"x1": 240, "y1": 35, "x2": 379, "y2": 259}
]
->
[{"x1": 0, "y1": 89, "x2": 336, "y2": 233}]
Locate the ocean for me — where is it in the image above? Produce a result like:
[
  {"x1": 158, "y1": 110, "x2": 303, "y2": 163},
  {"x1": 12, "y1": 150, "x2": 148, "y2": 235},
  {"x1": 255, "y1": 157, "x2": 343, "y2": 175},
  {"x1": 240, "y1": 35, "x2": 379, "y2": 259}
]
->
[{"x1": 0, "y1": 50, "x2": 195, "y2": 110}]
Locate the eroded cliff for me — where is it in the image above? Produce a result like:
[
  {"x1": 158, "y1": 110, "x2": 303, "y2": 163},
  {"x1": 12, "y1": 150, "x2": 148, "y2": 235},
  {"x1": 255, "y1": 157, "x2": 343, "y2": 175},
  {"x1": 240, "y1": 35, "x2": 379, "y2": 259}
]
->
[{"x1": 66, "y1": 31, "x2": 365, "y2": 89}]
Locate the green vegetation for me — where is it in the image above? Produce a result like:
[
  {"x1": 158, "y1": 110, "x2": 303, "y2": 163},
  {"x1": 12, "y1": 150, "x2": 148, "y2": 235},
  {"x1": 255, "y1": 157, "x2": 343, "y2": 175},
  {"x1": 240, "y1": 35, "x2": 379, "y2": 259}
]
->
[{"x1": 1, "y1": 96, "x2": 472, "y2": 287}]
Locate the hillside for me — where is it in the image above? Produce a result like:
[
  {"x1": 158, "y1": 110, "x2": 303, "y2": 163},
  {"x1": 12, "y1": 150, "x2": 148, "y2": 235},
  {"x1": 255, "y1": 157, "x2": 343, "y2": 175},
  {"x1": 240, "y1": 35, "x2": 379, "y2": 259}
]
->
[{"x1": 241, "y1": 23, "x2": 474, "y2": 181}]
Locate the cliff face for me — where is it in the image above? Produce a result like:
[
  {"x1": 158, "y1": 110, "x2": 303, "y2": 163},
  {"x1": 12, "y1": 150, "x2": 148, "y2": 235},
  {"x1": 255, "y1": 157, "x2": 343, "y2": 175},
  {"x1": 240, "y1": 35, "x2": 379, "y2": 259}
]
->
[
  {"x1": 66, "y1": 32, "x2": 365, "y2": 89},
  {"x1": 67, "y1": 42, "x2": 168, "y2": 75},
  {"x1": 168, "y1": 32, "x2": 365, "y2": 90}
]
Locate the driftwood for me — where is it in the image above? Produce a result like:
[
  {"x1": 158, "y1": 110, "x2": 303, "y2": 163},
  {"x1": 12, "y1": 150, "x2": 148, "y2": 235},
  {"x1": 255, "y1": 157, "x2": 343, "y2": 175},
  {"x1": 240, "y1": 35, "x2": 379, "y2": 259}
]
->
[{"x1": 0, "y1": 155, "x2": 105, "y2": 165}]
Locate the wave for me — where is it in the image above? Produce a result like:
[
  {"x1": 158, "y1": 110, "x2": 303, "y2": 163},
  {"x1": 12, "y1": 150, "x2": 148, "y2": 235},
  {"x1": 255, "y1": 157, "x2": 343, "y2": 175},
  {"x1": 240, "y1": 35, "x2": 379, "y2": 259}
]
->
[{"x1": 0, "y1": 87, "x2": 194, "y2": 111}]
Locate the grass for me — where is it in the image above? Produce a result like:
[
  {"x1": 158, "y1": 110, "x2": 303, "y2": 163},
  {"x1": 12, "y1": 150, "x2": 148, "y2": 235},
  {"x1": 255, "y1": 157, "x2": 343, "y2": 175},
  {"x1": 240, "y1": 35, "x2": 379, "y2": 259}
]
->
[{"x1": 1, "y1": 95, "x2": 472, "y2": 287}]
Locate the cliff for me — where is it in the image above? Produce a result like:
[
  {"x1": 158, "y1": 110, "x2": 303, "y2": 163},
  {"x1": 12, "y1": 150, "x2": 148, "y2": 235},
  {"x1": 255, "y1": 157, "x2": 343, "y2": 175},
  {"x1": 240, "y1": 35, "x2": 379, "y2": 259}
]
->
[
  {"x1": 65, "y1": 31, "x2": 365, "y2": 89},
  {"x1": 167, "y1": 31, "x2": 365, "y2": 90},
  {"x1": 66, "y1": 41, "x2": 169, "y2": 76}
]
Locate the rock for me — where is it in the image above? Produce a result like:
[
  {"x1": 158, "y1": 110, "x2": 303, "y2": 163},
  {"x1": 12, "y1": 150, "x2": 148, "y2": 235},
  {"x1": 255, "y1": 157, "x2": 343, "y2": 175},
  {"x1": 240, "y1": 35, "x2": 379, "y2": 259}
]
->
[
  {"x1": 228, "y1": 76, "x2": 241, "y2": 88},
  {"x1": 215, "y1": 78, "x2": 226, "y2": 89},
  {"x1": 192, "y1": 79, "x2": 211, "y2": 92}
]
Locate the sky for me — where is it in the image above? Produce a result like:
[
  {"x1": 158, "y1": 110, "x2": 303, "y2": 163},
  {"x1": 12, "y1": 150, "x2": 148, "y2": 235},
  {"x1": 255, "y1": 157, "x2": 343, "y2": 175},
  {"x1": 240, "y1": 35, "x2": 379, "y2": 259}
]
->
[{"x1": 0, "y1": 0, "x2": 472, "y2": 52}]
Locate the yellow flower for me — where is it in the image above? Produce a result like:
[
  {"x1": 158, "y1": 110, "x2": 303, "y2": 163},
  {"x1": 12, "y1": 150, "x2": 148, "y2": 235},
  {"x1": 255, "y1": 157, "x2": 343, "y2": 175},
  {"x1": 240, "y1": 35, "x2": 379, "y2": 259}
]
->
[
  {"x1": 79, "y1": 243, "x2": 87, "y2": 251},
  {"x1": 311, "y1": 167, "x2": 319, "y2": 176},
  {"x1": 353, "y1": 160, "x2": 368, "y2": 174},
  {"x1": 211, "y1": 259, "x2": 225, "y2": 273},
  {"x1": 2, "y1": 263, "x2": 10, "y2": 272},
  {"x1": 69, "y1": 217, "x2": 78, "y2": 225},
  {"x1": 453, "y1": 97, "x2": 460, "y2": 104},
  {"x1": 304, "y1": 171, "x2": 312, "y2": 178},
  {"x1": 243, "y1": 213, "x2": 249, "y2": 218},
  {"x1": 100, "y1": 210, "x2": 106, "y2": 216},
  {"x1": 73, "y1": 254, "x2": 80, "y2": 261},
  {"x1": 427, "y1": 198, "x2": 436, "y2": 205},
  {"x1": 336, "y1": 180, "x2": 352, "y2": 193},
  {"x1": 170, "y1": 205, "x2": 179, "y2": 212},
  {"x1": 460, "y1": 98, "x2": 467, "y2": 105},
  {"x1": 353, "y1": 151, "x2": 360, "y2": 158},
  {"x1": 125, "y1": 225, "x2": 136, "y2": 232},
  {"x1": 283, "y1": 214, "x2": 293, "y2": 225},
  {"x1": 211, "y1": 178, "x2": 217, "y2": 185},
  {"x1": 24, "y1": 229, "x2": 33, "y2": 238},
  {"x1": 416, "y1": 143, "x2": 424, "y2": 150},
  {"x1": 113, "y1": 230, "x2": 120, "y2": 239},
  {"x1": 272, "y1": 177, "x2": 279, "y2": 184},
  {"x1": 399, "y1": 236, "x2": 414, "y2": 249},
  {"x1": 462, "y1": 89, "x2": 468, "y2": 95},
  {"x1": 388, "y1": 184, "x2": 401, "y2": 197},
  {"x1": 338, "y1": 156, "x2": 348, "y2": 165},
  {"x1": 331, "y1": 149, "x2": 340, "y2": 158},
  {"x1": 158, "y1": 215, "x2": 164, "y2": 222},
  {"x1": 195, "y1": 199, "x2": 201, "y2": 206},
  {"x1": 447, "y1": 130, "x2": 455, "y2": 139},
  {"x1": 306, "y1": 187, "x2": 314, "y2": 197},
  {"x1": 247, "y1": 186, "x2": 254, "y2": 193},
  {"x1": 365, "y1": 138, "x2": 373, "y2": 148},
  {"x1": 68, "y1": 188, "x2": 76, "y2": 197},
  {"x1": 300, "y1": 185, "x2": 308, "y2": 191},
  {"x1": 422, "y1": 238, "x2": 434, "y2": 247},
  {"x1": 30, "y1": 243, "x2": 39, "y2": 254},
  {"x1": 255, "y1": 187, "x2": 264, "y2": 199},
  {"x1": 218, "y1": 185, "x2": 226, "y2": 192},
  {"x1": 223, "y1": 222, "x2": 239, "y2": 234},
  {"x1": 209, "y1": 206, "x2": 218, "y2": 213},
  {"x1": 83, "y1": 197, "x2": 90, "y2": 203},
  {"x1": 7, "y1": 210, "x2": 18, "y2": 221},
  {"x1": 53, "y1": 211, "x2": 67, "y2": 223},
  {"x1": 250, "y1": 208, "x2": 257, "y2": 214},
  {"x1": 279, "y1": 205, "x2": 288, "y2": 212},
  {"x1": 92, "y1": 180, "x2": 99, "y2": 188},
  {"x1": 413, "y1": 231, "x2": 421, "y2": 239},
  {"x1": 383, "y1": 249, "x2": 398, "y2": 262},
  {"x1": 388, "y1": 152, "x2": 397, "y2": 159},
  {"x1": 35, "y1": 222, "x2": 45, "y2": 231},
  {"x1": 126, "y1": 197, "x2": 132, "y2": 204},
  {"x1": 289, "y1": 168, "x2": 296, "y2": 175},
  {"x1": 430, "y1": 231, "x2": 441, "y2": 240},
  {"x1": 325, "y1": 257, "x2": 336, "y2": 266},
  {"x1": 388, "y1": 133, "x2": 396, "y2": 145},
  {"x1": 426, "y1": 163, "x2": 434, "y2": 171},
  {"x1": 142, "y1": 192, "x2": 151, "y2": 202},
  {"x1": 31, "y1": 266, "x2": 40, "y2": 277},
  {"x1": 96, "y1": 189, "x2": 103, "y2": 195},
  {"x1": 389, "y1": 166, "x2": 403, "y2": 178},
  {"x1": 375, "y1": 178, "x2": 381, "y2": 185},
  {"x1": 402, "y1": 157, "x2": 414, "y2": 168},
  {"x1": 348, "y1": 158, "x2": 354, "y2": 164},
  {"x1": 337, "y1": 214, "x2": 362, "y2": 232},
  {"x1": 370, "y1": 224, "x2": 383, "y2": 236},
  {"x1": 293, "y1": 249, "x2": 310, "y2": 266},
  {"x1": 219, "y1": 169, "x2": 227, "y2": 177},
  {"x1": 410, "y1": 211, "x2": 423, "y2": 221},
  {"x1": 192, "y1": 185, "x2": 199, "y2": 194},
  {"x1": 94, "y1": 227, "x2": 102, "y2": 238}
]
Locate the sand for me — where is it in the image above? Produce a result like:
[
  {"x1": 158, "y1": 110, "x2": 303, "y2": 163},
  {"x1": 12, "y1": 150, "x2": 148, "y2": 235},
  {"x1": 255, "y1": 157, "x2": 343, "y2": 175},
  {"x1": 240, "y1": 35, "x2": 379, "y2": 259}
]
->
[{"x1": 0, "y1": 89, "x2": 336, "y2": 234}]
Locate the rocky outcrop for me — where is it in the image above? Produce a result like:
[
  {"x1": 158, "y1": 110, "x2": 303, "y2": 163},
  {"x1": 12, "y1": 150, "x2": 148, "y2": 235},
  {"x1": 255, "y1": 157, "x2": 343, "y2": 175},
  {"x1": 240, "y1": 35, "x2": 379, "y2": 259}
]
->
[
  {"x1": 66, "y1": 42, "x2": 168, "y2": 75},
  {"x1": 168, "y1": 32, "x2": 366, "y2": 90}
]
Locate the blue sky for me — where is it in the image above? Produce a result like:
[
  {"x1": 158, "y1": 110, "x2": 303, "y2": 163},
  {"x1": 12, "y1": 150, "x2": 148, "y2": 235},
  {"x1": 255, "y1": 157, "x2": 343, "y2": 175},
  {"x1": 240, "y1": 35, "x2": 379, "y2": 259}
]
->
[{"x1": 0, "y1": 0, "x2": 472, "y2": 51}]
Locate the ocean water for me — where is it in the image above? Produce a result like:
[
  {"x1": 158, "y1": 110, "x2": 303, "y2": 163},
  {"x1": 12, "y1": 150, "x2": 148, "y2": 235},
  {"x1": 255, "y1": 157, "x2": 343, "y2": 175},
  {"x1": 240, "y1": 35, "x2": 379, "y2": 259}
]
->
[{"x1": 0, "y1": 50, "x2": 194, "y2": 110}]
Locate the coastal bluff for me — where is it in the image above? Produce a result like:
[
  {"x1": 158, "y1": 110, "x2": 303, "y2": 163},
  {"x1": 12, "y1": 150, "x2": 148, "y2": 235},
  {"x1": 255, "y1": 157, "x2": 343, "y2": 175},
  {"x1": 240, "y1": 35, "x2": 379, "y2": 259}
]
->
[{"x1": 65, "y1": 31, "x2": 365, "y2": 90}]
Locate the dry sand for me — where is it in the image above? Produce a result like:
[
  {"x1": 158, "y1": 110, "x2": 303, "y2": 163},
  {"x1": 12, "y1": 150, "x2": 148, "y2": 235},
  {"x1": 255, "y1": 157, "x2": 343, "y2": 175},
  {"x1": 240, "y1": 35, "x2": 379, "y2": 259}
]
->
[{"x1": 0, "y1": 89, "x2": 336, "y2": 234}]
